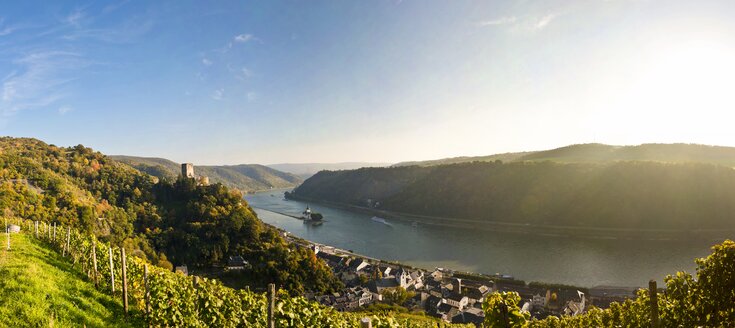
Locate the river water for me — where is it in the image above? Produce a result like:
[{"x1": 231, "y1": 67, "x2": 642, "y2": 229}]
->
[{"x1": 245, "y1": 190, "x2": 717, "y2": 288}]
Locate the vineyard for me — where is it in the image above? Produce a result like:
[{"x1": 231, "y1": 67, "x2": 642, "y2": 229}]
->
[
  {"x1": 10, "y1": 217, "x2": 733, "y2": 327},
  {"x1": 482, "y1": 239, "x2": 735, "y2": 327},
  {"x1": 7, "y1": 218, "x2": 470, "y2": 328}
]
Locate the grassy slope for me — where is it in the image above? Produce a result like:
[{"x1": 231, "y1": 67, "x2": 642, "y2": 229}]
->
[{"x1": 0, "y1": 233, "x2": 138, "y2": 328}]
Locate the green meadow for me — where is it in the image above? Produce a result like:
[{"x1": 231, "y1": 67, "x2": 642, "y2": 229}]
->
[{"x1": 0, "y1": 233, "x2": 138, "y2": 328}]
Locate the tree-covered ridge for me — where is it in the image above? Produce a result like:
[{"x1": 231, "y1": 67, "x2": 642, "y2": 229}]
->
[
  {"x1": 393, "y1": 143, "x2": 735, "y2": 167},
  {"x1": 0, "y1": 137, "x2": 340, "y2": 295},
  {"x1": 293, "y1": 161, "x2": 735, "y2": 231},
  {"x1": 111, "y1": 155, "x2": 303, "y2": 193}
]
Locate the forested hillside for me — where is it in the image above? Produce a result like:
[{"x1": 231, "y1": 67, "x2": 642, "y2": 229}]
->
[
  {"x1": 0, "y1": 137, "x2": 339, "y2": 295},
  {"x1": 393, "y1": 143, "x2": 735, "y2": 167},
  {"x1": 268, "y1": 162, "x2": 391, "y2": 178},
  {"x1": 111, "y1": 155, "x2": 302, "y2": 192},
  {"x1": 291, "y1": 161, "x2": 735, "y2": 232},
  {"x1": 392, "y1": 152, "x2": 530, "y2": 167}
]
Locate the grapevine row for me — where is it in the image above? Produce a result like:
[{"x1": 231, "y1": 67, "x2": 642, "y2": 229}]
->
[{"x1": 19, "y1": 219, "x2": 470, "y2": 328}]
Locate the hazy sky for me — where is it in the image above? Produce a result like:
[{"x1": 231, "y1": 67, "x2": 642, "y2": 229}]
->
[{"x1": 1, "y1": 1, "x2": 734, "y2": 164}]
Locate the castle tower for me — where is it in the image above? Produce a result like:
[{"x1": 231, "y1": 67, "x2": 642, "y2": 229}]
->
[
  {"x1": 181, "y1": 163, "x2": 195, "y2": 178},
  {"x1": 453, "y1": 278, "x2": 462, "y2": 294}
]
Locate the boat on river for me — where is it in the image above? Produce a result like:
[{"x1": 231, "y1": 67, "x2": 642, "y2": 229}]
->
[{"x1": 371, "y1": 216, "x2": 393, "y2": 226}]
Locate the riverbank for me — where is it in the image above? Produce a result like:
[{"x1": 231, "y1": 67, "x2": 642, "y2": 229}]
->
[
  {"x1": 255, "y1": 207, "x2": 639, "y2": 292},
  {"x1": 246, "y1": 190, "x2": 712, "y2": 288},
  {"x1": 255, "y1": 210, "x2": 640, "y2": 318},
  {"x1": 284, "y1": 193, "x2": 733, "y2": 241}
]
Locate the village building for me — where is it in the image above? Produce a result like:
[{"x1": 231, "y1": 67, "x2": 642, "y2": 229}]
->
[
  {"x1": 348, "y1": 258, "x2": 370, "y2": 273},
  {"x1": 444, "y1": 293, "x2": 469, "y2": 311},
  {"x1": 226, "y1": 255, "x2": 249, "y2": 270},
  {"x1": 464, "y1": 283, "x2": 493, "y2": 305},
  {"x1": 451, "y1": 307, "x2": 485, "y2": 325},
  {"x1": 562, "y1": 291, "x2": 586, "y2": 316}
]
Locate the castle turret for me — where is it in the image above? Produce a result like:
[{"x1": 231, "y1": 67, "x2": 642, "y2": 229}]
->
[{"x1": 181, "y1": 163, "x2": 195, "y2": 178}]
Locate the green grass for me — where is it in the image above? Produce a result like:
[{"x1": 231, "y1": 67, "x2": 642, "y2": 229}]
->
[{"x1": 0, "y1": 233, "x2": 140, "y2": 327}]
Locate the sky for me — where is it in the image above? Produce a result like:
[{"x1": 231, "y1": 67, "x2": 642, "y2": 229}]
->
[{"x1": 1, "y1": 0, "x2": 735, "y2": 165}]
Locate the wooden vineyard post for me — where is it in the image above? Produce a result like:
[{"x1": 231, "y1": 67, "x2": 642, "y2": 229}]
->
[
  {"x1": 53, "y1": 223, "x2": 56, "y2": 242},
  {"x1": 144, "y1": 264, "x2": 150, "y2": 315},
  {"x1": 66, "y1": 227, "x2": 71, "y2": 255},
  {"x1": 109, "y1": 246, "x2": 115, "y2": 293},
  {"x1": 6, "y1": 224, "x2": 9, "y2": 251},
  {"x1": 92, "y1": 241, "x2": 99, "y2": 288},
  {"x1": 63, "y1": 227, "x2": 71, "y2": 257},
  {"x1": 268, "y1": 283, "x2": 275, "y2": 328},
  {"x1": 35, "y1": 221, "x2": 38, "y2": 238},
  {"x1": 360, "y1": 317, "x2": 372, "y2": 328},
  {"x1": 121, "y1": 247, "x2": 128, "y2": 315},
  {"x1": 649, "y1": 280, "x2": 660, "y2": 328}
]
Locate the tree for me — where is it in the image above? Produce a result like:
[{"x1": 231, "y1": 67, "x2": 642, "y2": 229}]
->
[
  {"x1": 381, "y1": 287, "x2": 414, "y2": 306},
  {"x1": 482, "y1": 292, "x2": 529, "y2": 328}
]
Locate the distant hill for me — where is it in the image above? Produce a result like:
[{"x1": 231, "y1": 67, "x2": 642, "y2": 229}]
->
[
  {"x1": 392, "y1": 143, "x2": 735, "y2": 167},
  {"x1": 111, "y1": 155, "x2": 302, "y2": 192},
  {"x1": 516, "y1": 143, "x2": 735, "y2": 166},
  {"x1": 290, "y1": 143, "x2": 735, "y2": 236},
  {"x1": 291, "y1": 161, "x2": 735, "y2": 234},
  {"x1": 267, "y1": 162, "x2": 391, "y2": 178},
  {"x1": 392, "y1": 152, "x2": 531, "y2": 167}
]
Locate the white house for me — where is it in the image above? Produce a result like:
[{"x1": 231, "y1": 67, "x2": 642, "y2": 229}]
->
[
  {"x1": 531, "y1": 293, "x2": 547, "y2": 308},
  {"x1": 443, "y1": 293, "x2": 469, "y2": 311}
]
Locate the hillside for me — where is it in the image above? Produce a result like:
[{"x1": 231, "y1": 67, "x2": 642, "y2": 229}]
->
[
  {"x1": 267, "y1": 162, "x2": 391, "y2": 178},
  {"x1": 3, "y1": 220, "x2": 471, "y2": 327},
  {"x1": 393, "y1": 143, "x2": 735, "y2": 167},
  {"x1": 0, "y1": 137, "x2": 340, "y2": 295},
  {"x1": 392, "y1": 152, "x2": 530, "y2": 167},
  {"x1": 0, "y1": 233, "x2": 137, "y2": 327},
  {"x1": 290, "y1": 161, "x2": 735, "y2": 236},
  {"x1": 110, "y1": 155, "x2": 302, "y2": 192}
]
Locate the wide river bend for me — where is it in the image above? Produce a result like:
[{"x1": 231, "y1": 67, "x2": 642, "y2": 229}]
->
[{"x1": 246, "y1": 190, "x2": 715, "y2": 287}]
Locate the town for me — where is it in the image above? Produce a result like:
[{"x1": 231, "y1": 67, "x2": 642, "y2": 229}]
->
[{"x1": 276, "y1": 232, "x2": 638, "y2": 326}]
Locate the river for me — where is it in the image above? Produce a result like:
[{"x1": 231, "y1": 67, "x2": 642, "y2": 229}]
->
[{"x1": 245, "y1": 190, "x2": 717, "y2": 288}]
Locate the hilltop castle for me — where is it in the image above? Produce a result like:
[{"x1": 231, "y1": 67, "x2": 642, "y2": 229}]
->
[
  {"x1": 181, "y1": 163, "x2": 209, "y2": 185},
  {"x1": 181, "y1": 163, "x2": 195, "y2": 178}
]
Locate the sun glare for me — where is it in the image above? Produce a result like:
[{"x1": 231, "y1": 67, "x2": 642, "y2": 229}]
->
[{"x1": 595, "y1": 32, "x2": 735, "y2": 144}]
